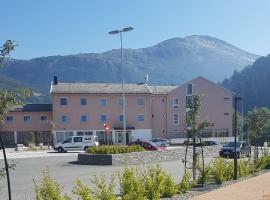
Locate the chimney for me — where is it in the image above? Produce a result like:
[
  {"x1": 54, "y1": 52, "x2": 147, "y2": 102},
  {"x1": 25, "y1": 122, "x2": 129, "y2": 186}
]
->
[{"x1": 53, "y1": 76, "x2": 58, "y2": 85}]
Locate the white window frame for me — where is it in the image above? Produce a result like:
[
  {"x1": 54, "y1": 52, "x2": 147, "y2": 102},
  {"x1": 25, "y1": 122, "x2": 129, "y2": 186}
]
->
[
  {"x1": 40, "y1": 115, "x2": 48, "y2": 123},
  {"x1": 80, "y1": 98, "x2": 87, "y2": 106},
  {"x1": 137, "y1": 114, "x2": 145, "y2": 122},
  {"x1": 61, "y1": 115, "x2": 68, "y2": 123},
  {"x1": 6, "y1": 116, "x2": 14, "y2": 123},
  {"x1": 173, "y1": 113, "x2": 179, "y2": 124},
  {"x1": 119, "y1": 114, "x2": 124, "y2": 122},
  {"x1": 173, "y1": 97, "x2": 179, "y2": 108},
  {"x1": 23, "y1": 115, "x2": 31, "y2": 123},
  {"x1": 187, "y1": 83, "x2": 193, "y2": 96},
  {"x1": 100, "y1": 98, "x2": 108, "y2": 106},
  {"x1": 137, "y1": 97, "x2": 144, "y2": 106},
  {"x1": 80, "y1": 115, "x2": 88, "y2": 123},
  {"x1": 100, "y1": 114, "x2": 107, "y2": 123},
  {"x1": 60, "y1": 97, "x2": 68, "y2": 106}
]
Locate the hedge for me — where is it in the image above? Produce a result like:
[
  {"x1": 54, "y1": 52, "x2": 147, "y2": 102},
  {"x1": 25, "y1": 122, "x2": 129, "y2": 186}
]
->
[{"x1": 86, "y1": 145, "x2": 144, "y2": 154}]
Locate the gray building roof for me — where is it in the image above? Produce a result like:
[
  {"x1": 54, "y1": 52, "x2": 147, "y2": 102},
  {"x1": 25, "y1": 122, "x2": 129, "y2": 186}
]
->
[
  {"x1": 11, "y1": 104, "x2": 52, "y2": 112},
  {"x1": 149, "y1": 86, "x2": 179, "y2": 94},
  {"x1": 51, "y1": 83, "x2": 152, "y2": 94}
]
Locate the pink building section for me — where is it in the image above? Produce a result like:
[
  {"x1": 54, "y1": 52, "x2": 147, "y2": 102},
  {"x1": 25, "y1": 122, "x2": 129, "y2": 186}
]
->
[{"x1": 0, "y1": 76, "x2": 233, "y2": 146}]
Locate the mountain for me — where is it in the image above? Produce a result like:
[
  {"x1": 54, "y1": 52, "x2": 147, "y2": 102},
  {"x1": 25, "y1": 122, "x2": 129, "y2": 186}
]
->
[
  {"x1": 222, "y1": 54, "x2": 270, "y2": 112},
  {"x1": 0, "y1": 35, "x2": 259, "y2": 102}
]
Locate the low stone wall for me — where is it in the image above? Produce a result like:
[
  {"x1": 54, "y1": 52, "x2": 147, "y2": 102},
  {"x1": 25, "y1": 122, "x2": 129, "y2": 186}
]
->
[{"x1": 78, "y1": 146, "x2": 220, "y2": 165}]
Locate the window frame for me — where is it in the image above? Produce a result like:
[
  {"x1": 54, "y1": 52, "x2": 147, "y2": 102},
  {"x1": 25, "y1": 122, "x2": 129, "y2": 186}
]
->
[
  {"x1": 80, "y1": 115, "x2": 88, "y2": 123},
  {"x1": 80, "y1": 98, "x2": 87, "y2": 106},
  {"x1": 187, "y1": 83, "x2": 193, "y2": 96},
  {"x1": 137, "y1": 97, "x2": 144, "y2": 106},
  {"x1": 61, "y1": 115, "x2": 68, "y2": 123},
  {"x1": 40, "y1": 115, "x2": 48, "y2": 123},
  {"x1": 173, "y1": 113, "x2": 179, "y2": 125},
  {"x1": 60, "y1": 97, "x2": 68, "y2": 106},
  {"x1": 100, "y1": 98, "x2": 108, "y2": 106},
  {"x1": 23, "y1": 115, "x2": 31, "y2": 123},
  {"x1": 137, "y1": 114, "x2": 145, "y2": 122},
  {"x1": 173, "y1": 97, "x2": 179, "y2": 108},
  {"x1": 6, "y1": 116, "x2": 13, "y2": 123},
  {"x1": 100, "y1": 114, "x2": 107, "y2": 123}
]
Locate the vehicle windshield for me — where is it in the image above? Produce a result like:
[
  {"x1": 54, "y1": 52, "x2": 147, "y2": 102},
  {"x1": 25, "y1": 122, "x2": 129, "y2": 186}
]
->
[{"x1": 224, "y1": 142, "x2": 241, "y2": 148}]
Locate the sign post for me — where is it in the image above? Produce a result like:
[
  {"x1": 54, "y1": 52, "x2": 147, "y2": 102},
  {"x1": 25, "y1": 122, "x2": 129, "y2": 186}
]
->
[{"x1": 103, "y1": 123, "x2": 110, "y2": 145}]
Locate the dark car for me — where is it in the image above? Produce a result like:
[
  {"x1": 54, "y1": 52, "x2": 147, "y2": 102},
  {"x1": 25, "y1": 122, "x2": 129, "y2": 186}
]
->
[
  {"x1": 129, "y1": 141, "x2": 165, "y2": 151},
  {"x1": 219, "y1": 141, "x2": 250, "y2": 158},
  {"x1": 202, "y1": 141, "x2": 218, "y2": 146}
]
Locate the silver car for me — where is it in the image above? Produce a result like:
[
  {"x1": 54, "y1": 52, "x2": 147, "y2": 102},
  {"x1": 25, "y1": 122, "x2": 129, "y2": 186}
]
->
[{"x1": 152, "y1": 138, "x2": 170, "y2": 147}]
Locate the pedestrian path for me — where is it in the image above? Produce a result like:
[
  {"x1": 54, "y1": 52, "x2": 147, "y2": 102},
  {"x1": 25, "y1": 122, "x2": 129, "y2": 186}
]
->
[{"x1": 191, "y1": 172, "x2": 270, "y2": 200}]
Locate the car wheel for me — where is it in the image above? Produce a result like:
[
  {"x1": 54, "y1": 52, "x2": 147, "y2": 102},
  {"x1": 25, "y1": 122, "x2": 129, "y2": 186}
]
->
[
  {"x1": 84, "y1": 146, "x2": 89, "y2": 151},
  {"x1": 58, "y1": 147, "x2": 64, "y2": 153}
]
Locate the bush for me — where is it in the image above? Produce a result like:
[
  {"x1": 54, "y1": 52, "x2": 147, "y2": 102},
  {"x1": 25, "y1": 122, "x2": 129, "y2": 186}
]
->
[
  {"x1": 238, "y1": 159, "x2": 250, "y2": 177},
  {"x1": 197, "y1": 165, "x2": 212, "y2": 184},
  {"x1": 161, "y1": 174, "x2": 177, "y2": 198},
  {"x1": 91, "y1": 174, "x2": 117, "y2": 200},
  {"x1": 34, "y1": 169, "x2": 70, "y2": 200},
  {"x1": 86, "y1": 145, "x2": 144, "y2": 154},
  {"x1": 119, "y1": 166, "x2": 145, "y2": 200},
  {"x1": 177, "y1": 171, "x2": 191, "y2": 193},
  {"x1": 211, "y1": 157, "x2": 226, "y2": 184},
  {"x1": 141, "y1": 164, "x2": 165, "y2": 200},
  {"x1": 72, "y1": 179, "x2": 92, "y2": 200},
  {"x1": 225, "y1": 160, "x2": 234, "y2": 181}
]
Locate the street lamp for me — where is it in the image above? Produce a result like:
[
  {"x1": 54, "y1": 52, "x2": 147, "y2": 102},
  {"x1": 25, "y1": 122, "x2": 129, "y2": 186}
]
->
[
  {"x1": 109, "y1": 27, "x2": 134, "y2": 145},
  {"x1": 234, "y1": 96, "x2": 243, "y2": 180}
]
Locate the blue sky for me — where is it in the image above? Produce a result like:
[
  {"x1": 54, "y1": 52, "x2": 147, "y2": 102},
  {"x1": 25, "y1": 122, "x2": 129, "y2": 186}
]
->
[{"x1": 1, "y1": 0, "x2": 270, "y2": 59}]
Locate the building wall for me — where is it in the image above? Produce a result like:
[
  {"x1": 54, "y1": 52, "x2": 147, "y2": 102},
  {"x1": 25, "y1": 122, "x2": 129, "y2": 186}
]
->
[
  {"x1": 0, "y1": 111, "x2": 52, "y2": 132},
  {"x1": 151, "y1": 94, "x2": 167, "y2": 138},
  {"x1": 52, "y1": 93, "x2": 152, "y2": 131}
]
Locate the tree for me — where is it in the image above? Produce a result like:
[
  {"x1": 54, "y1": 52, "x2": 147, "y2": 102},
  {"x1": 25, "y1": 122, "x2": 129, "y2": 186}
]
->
[
  {"x1": 185, "y1": 95, "x2": 214, "y2": 181},
  {"x1": 0, "y1": 40, "x2": 29, "y2": 200},
  {"x1": 245, "y1": 107, "x2": 270, "y2": 159}
]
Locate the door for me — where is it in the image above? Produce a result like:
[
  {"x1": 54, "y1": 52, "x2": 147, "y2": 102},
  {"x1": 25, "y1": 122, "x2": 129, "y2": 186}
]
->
[
  {"x1": 71, "y1": 137, "x2": 83, "y2": 151},
  {"x1": 61, "y1": 137, "x2": 72, "y2": 150}
]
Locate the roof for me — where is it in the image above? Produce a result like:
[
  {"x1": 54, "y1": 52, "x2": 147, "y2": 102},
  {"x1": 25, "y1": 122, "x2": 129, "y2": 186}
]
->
[
  {"x1": 11, "y1": 104, "x2": 52, "y2": 112},
  {"x1": 149, "y1": 86, "x2": 179, "y2": 94},
  {"x1": 51, "y1": 83, "x2": 152, "y2": 94}
]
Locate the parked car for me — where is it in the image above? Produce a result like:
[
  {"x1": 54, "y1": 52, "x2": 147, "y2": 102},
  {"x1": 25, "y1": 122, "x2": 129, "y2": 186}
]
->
[
  {"x1": 201, "y1": 141, "x2": 218, "y2": 146},
  {"x1": 219, "y1": 141, "x2": 250, "y2": 158},
  {"x1": 129, "y1": 141, "x2": 165, "y2": 151},
  {"x1": 152, "y1": 138, "x2": 170, "y2": 147},
  {"x1": 54, "y1": 135, "x2": 99, "y2": 153}
]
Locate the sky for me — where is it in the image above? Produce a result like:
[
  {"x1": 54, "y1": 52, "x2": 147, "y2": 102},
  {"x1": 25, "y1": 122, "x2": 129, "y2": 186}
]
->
[{"x1": 1, "y1": 0, "x2": 270, "y2": 59}]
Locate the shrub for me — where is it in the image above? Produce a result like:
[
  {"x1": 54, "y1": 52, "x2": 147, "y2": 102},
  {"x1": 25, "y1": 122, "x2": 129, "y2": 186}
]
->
[
  {"x1": 141, "y1": 164, "x2": 165, "y2": 200},
  {"x1": 225, "y1": 160, "x2": 234, "y2": 181},
  {"x1": 34, "y1": 169, "x2": 70, "y2": 200},
  {"x1": 72, "y1": 179, "x2": 92, "y2": 200},
  {"x1": 119, "y1": 166, "x2": 145, "y2": 200},
  {"x1": 210, "y1": 157, "x2": 226, "y2": 184},
  {"x1": 197, "y1": 165, "x2": 212, "y2": 184},
  {"x1": 91, "y1": 174, "x2": 117, "y2": 200},
  {"x1": 161, "y1": 173, "x2": 177, "y2": 198},
  {"x1": 177, "y1": 171, "x2": 191, "y2": 194},
  {"x1": 238, "y1": 159, "x2": 250, "y2": 177},
  {"x1": 86, "y1": 145, "x2": 144, "y2": 154}
]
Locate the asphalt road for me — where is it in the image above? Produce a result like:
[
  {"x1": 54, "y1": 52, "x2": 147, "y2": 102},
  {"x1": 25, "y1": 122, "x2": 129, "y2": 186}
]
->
[{"x1": 0, "y1": 153, "x2": 194, "y2": 200}]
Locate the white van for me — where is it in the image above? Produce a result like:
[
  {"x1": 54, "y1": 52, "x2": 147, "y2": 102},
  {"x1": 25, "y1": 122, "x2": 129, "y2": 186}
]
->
[{"x1": 54, "y1": 135, "x2": 99, "y2": 152}]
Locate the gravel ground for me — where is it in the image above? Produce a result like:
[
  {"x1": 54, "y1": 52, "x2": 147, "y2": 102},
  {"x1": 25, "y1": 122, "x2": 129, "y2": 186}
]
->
[{"x1": 162, "y1": 169, "x2": 270, "y2": 200}]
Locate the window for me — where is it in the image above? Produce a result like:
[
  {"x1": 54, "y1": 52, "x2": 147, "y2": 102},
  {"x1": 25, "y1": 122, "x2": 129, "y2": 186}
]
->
[
  {"x1": 85, "y1": 131, "x2": 93, "y2": 136},
  {"x1": 118, "y1": 97, "x2": 124, "y2": 106},
  {"x1": 224, "y1": 113, "x2": 229, "y2": 115},
  {"x1": 119, "y1": 115, "x2": 124, "y2": 122},
  {"x1": 73, "y1": 137, "x2": 83, "y2": 142},
  {"x1": 214, "y1": 129, "x2": 229, "y2": 137},
  {"x1": 60, "y1": 97, "x2": 67, "y2": 105},
  {"x1": 77, "y1": 131, "x2": 93, "y2": 136},
  {"x1": 137, "y1": 98, "x2": 144, "y2": 105},
  {"x1": 137, "y1": 114, "x2": 144, "y2": 122},
  {"x1": 173, "y1": 114, "x2": 179, "y2": 124},
  {"x1": 100, "y1": 98, "x2": 107, "y2": 106},
  {"x1": 200, "y1": 129, "x2": 213, "y2": 138},
  {"x1": 80, "y1": 98, "x2": 87, "y2": 105},
  {"x1": 6, "y1": 116, "x2": 13, "y2": 123},
  {"x1": 62, "y1": 137, "x2": 72, "y2": 144},
  {"x1": 187, "y1": 83, "x2": 192, "y2": 95},
  {"x1": 173, "y1": 97, "x2": 179, "y2": 108},
  {"x1": 80, "y1": 115, "x2": 88, "y2": 122},
  {"x1": 100, "y1": 115, "x2": 107, "y2": 122},
  {"x1": 61, "y1": 115, "x2": 68, "y2": 123},
  {"x1": 77, "y1": 131, "x2": 84, "y2": 136},
  {"x1": 24, "y1": 116, "x2": 31, "y2": 123},
  {"x1": 186, "y1": 96, "x2": 192, "y2": 108},
  {"x1": 224, "y1": 97, "x2": 230, "y2": 100},
  {"x1": 40, "y1": 116, "x2": 48, "y2": 123}
]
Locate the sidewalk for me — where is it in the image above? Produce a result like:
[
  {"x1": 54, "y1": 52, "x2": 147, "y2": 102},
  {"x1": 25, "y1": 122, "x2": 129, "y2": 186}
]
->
[{"x1": 191, "y1": 172, "x2": 270, "y2": 200}]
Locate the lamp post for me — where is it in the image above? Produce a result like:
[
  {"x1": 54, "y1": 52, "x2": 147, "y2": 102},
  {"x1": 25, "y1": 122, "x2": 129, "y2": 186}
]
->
[
  {"x1": 234, "y1": 96, "x2": 243, "y2": 180},
  {"x1": 109, "y1": 27, "x2": 134, "y2": 145}
]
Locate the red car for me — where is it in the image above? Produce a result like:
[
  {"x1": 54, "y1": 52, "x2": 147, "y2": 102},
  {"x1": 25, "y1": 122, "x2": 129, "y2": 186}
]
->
[{"x1": 129, "y1": 141, "x2": 165, "y2": 151}]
